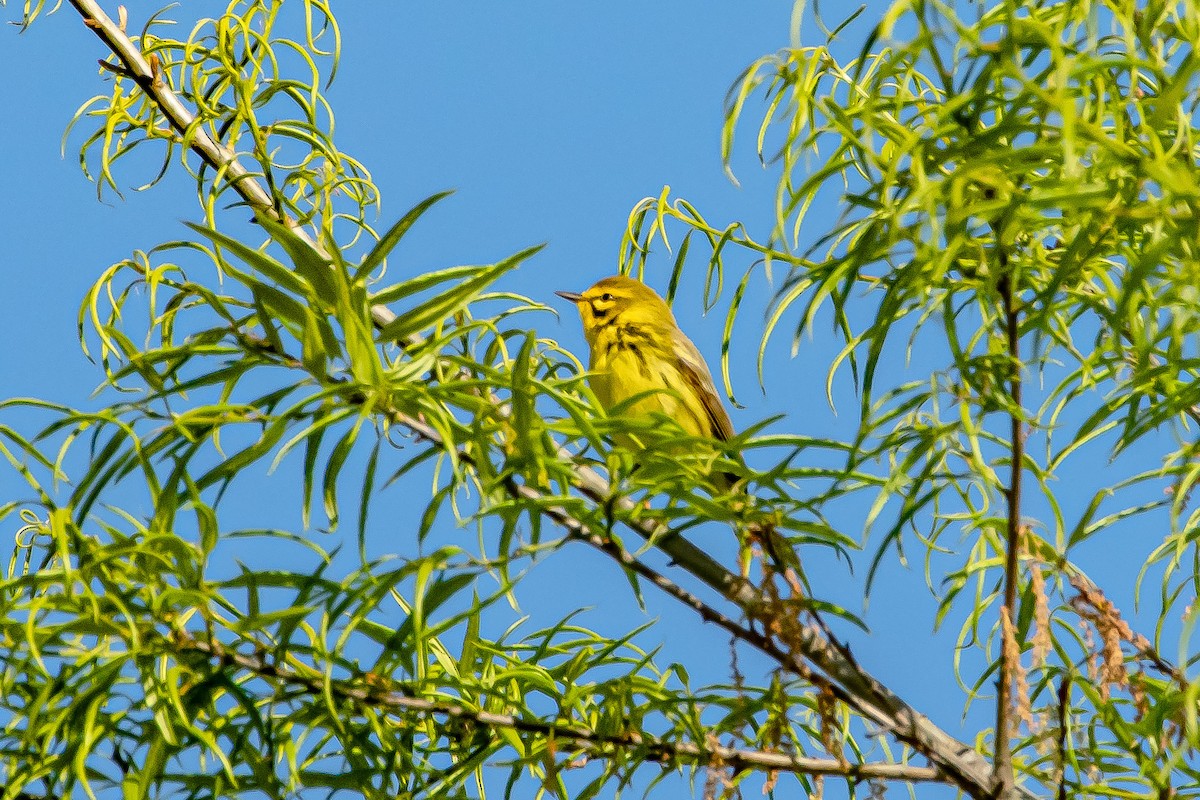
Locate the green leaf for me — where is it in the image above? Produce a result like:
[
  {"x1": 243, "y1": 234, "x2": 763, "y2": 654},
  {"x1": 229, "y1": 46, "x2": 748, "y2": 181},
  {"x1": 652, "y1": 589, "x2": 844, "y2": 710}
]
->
[
  {"x1": 356, "y1": 190, "x2": 455, "y2": 280},
  {"x1": 323, "y1": 415, "x2": 364, "y2": 530},
  {"x1": 184, "y1": 222, "x2": 312, "y2": 299},
  {"x1": 371, "y1": 264, "x2": 511, "y2": 308},
  {"x1": 257, "y1": 215, "x2": 340, "y2": 301},
  {"x1": 376, "y1": 245, "x2": 544, "y2": 343},
  {"x1": 301, "y1": 304, "x2": 330, "y2": 376}
]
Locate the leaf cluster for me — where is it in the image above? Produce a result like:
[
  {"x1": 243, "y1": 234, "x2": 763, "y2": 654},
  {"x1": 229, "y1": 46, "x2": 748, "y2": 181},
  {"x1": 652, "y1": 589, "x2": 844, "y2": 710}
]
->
[{"x1": 8, "y1": 0, "x2": 1200, "y2": 798}]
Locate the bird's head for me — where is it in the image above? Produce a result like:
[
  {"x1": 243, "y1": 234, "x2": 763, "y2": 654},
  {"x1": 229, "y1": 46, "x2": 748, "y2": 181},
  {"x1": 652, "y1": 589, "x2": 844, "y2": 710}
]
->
[{"x1": 555, "y1": 275, "x2": 674, "y2": 345}]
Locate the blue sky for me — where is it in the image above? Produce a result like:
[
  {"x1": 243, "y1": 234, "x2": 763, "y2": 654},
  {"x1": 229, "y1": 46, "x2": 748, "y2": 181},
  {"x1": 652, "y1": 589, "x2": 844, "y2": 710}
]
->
[
  {"x1": 0, "y1": 0, "x2": 996, "y2": 742},
  {"x1": 2, "y1": 1, "x2": 1176, "y2": 797}
]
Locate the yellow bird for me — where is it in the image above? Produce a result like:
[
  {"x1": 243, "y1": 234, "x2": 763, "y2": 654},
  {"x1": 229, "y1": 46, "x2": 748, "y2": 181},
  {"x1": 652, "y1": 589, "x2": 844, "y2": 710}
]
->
[
  {"x1": 556, "y1": 275, "x2": 736, "y2": 484},
  {"x1": 558, "y1": 275, "x2": 802, "y2": 578}
]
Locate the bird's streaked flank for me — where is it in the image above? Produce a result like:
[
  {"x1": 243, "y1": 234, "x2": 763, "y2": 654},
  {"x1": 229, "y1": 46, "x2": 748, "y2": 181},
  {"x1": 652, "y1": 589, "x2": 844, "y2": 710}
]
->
[
  {"x1": 556, "y1": 274, "x2": 735, "y2": 484},
  {"x1": 557, "y1": 275, "x2": 803, "y2": 577}
]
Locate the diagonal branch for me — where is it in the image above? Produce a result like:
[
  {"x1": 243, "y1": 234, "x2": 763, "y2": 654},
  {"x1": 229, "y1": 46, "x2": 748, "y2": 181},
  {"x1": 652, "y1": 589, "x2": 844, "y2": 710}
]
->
[
  {"x1": 521, "y1": 476, "x2": 844, "y2": 696},
  {"x1": 395, "y1": 413, "x2": 1006, "y2": 797},
  {"x1": 66, "y1": 3, "x2": 1016, "y2": 798},
  {"x1": 67, "y1": 0, "x2": 399, "y2": 330},
  {"x1": 172, "y1": 632, "x2": 944, "y2": 784}
]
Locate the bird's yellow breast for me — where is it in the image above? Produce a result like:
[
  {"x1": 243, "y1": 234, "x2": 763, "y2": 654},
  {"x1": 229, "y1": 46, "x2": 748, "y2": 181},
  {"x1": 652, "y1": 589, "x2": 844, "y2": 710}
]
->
[{"x1": 588, "y1": 334, "x2": 709, "y2": 439}]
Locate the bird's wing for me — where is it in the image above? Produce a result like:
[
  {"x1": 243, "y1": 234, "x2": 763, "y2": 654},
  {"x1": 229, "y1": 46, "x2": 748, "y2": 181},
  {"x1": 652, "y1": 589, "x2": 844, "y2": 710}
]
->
[{"x1": 673, "y1": 332, "x2": 736, "y2": 442}]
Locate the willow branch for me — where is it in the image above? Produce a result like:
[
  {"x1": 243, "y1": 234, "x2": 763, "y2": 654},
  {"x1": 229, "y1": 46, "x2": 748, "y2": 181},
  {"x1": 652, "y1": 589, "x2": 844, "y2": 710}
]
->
[
  {"x1": 65, "y1": 3, "x2": 1007, "y2": 797},
  {"x1": 519, "y1": 477, "x2": 846, "y2": 697},
  {"x1": 67, "y1": 0, "x2": 398, "y2": 329},
  {"x1": 994, "y1": 258, "x2": 1023, "y2": 796},
  {"x1": 174, "y1": 633, "x2": 942, "y2": 784}
]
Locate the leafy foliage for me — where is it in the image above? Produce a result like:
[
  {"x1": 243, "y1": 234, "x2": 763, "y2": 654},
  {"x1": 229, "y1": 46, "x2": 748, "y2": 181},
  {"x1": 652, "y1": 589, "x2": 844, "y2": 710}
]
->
[
  {"x1": 625, "y1": 0, "x2": 1200, "y2": 793},
  {"x1": 5, "y1": 0, "x2": 1200, "y2": 798}
]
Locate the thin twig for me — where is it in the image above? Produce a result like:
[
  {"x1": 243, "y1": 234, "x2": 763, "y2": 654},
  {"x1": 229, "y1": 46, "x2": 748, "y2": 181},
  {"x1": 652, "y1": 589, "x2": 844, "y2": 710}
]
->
[
  {"x1": 522, "y1": 477, "x2": 845, "y2": 697},
  {"x1": 1055, "y1": 672, "x2": 1070, "y2": 800},
  {"x1": 994, "y1": 258, "x2": 1024, "y2": 796},
  {"x1": 173, "y1": 632, "x2": 943, "y2": 784}
]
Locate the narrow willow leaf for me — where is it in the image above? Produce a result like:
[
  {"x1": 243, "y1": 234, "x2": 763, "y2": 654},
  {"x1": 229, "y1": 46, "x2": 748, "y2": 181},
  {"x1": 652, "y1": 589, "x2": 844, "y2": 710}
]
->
[
  {"x1": 257, "y1": 215, "x2": 341, "y2": 302},
  {"x1": 301, "y1": 304, "x2": 330, "y2": 376},
  {"x1": 721, "y1": 267, "x2": 752, "y2": 408},
  {"x1": 185, "y1": 222, "x2": 312, "y2": 299},
  {"x1": 377, "y1": 245, "x2": 544, "y2": 343},
  {"x1": 322, "y1": 415, "x2": 364, "y2": 531},
  {"x1": 666, "y1": 230, "x2": 692, "y2": 304},
  {"x1": 356, "y1": 190, "x2": 455, "y2": 280},
  {"x1": 357, "y1": 439, "x2": 380, "y2": 562},
  {"x1": 250, "y1": 282, "x2": 309, "y2": 334}
]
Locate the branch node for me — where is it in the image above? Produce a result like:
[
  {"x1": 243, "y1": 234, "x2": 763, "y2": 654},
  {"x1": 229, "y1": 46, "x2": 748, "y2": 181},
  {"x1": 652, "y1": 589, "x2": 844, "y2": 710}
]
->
[
  {"x1": 148, "y1": 52, "x2": 164, "y2": 88},
  {"x1": 97, "y1": 58, "x2": 133, "y2": 78}
]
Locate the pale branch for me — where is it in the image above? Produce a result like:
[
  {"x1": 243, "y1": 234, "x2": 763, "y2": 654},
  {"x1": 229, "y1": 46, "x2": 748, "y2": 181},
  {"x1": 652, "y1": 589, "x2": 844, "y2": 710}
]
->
[
  {"x1": 507, "y1": 473, "x2": 847, "y2": 697},
  {"x1": 64, "y1": 3, "x2": 1010, "y2": 797},
  {"x1": 172, "y1": 633, "x2": 943, "y2": 784},
  {"x1": 68, "y1": 0, "x2": 399, "y2": 330}
]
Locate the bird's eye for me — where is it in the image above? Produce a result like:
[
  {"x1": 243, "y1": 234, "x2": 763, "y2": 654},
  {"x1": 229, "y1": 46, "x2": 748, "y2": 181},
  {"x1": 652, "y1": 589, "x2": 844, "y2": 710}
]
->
[{"x1": 599, "y1": 293, "x2": 614, "y2": 302}]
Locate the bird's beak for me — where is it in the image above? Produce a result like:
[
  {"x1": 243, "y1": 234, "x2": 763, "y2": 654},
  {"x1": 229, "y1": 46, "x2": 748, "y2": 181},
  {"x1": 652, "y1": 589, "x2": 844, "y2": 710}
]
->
[{"x1": 555, "y1": 290, "x2": 584, "y2": 303}]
